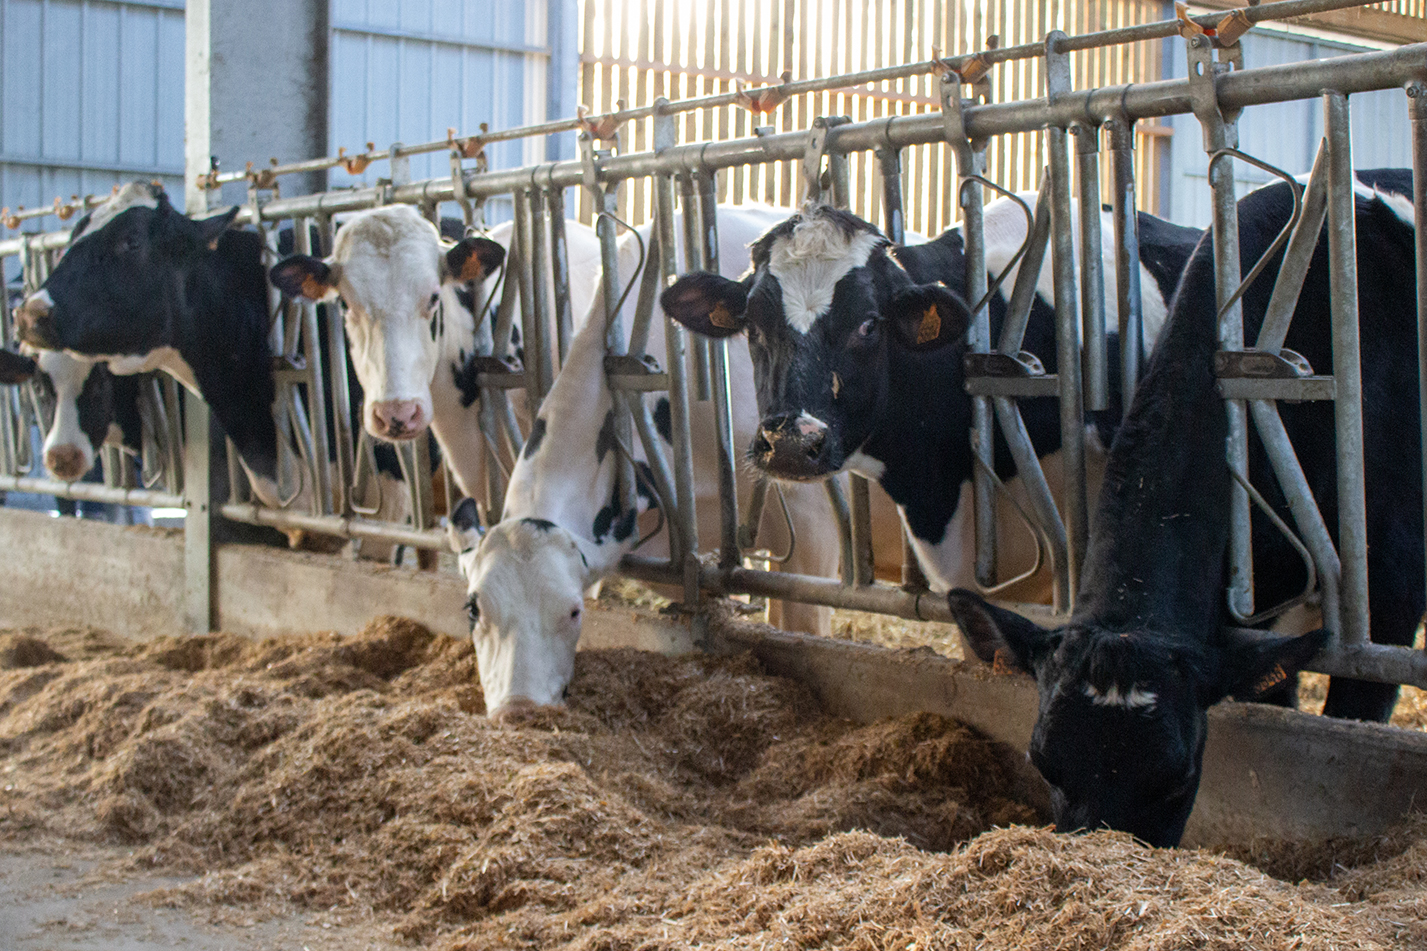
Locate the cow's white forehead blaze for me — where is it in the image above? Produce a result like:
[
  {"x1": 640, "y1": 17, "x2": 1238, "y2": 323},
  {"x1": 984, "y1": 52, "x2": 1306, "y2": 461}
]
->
[
  {"x1": 766, "y1": 215, "x2": 883, "y2": 335},
  {"x1": 75, "y1": 182, "x2": 162, "y2": 239}
]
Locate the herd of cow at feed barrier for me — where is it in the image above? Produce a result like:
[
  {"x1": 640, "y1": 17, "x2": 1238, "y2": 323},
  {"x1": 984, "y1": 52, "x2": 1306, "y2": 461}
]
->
[{"x1": 0, "y1": 159, "x2": 1419, "y2": 850}]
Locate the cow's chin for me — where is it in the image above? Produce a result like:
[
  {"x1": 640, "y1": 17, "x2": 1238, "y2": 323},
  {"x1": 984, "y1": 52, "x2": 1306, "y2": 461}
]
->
[{"x1": 750, "y1": 451, "x2": 847, "y2": 483}]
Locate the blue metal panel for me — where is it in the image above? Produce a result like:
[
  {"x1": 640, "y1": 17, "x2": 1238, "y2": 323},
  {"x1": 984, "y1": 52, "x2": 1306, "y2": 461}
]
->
[
  {"x1": 329, "y1": 0, "x2": 547, "y2": 191},
  {"x1": 1165, "y1": 29, "x2": 1415, "y2": 228},
  {"x1": 1, "y1": 0, "x2": 184, "y2": 287}
]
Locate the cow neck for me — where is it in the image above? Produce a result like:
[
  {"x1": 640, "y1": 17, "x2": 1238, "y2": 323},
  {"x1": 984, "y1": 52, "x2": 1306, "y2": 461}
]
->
[
  {"x1": 177, "y1": 229, "x2": 280, "y2": 483},
  {"x1": 1075, "y1": 248, "x2": 1228, "y2": 636}
]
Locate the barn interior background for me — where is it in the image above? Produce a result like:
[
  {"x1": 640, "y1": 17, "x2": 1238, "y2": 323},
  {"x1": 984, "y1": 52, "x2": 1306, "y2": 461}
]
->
[{"x1": 1, "y1": 0, "x2": 1422, "y2": 261}]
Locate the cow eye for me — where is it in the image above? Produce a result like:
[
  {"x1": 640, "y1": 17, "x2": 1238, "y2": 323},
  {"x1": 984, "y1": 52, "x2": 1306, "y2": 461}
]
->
[
  {"x1": 428, "y1": 292, "x2": 440, "y2": 308},
  {"x1": 856, "y1": 319, "x2": 877, "y2": 338},
  {"x1": 464, "y1": 596, "x2": 481, "y2": 626},
  {"x1": 570, "y1": 606, "x2": 581, "y2": 621}
]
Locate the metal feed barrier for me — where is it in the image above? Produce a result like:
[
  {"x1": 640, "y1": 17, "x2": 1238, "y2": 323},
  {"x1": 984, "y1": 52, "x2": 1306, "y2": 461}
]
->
[{"x1": 0, "y1": 0, "x2": 1424, "y2": 690}]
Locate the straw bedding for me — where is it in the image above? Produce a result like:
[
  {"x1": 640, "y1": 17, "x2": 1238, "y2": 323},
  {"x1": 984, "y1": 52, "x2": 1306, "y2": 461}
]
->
[{"x1": 0, "y1": 620, "x2": 1423, "y2": 949}]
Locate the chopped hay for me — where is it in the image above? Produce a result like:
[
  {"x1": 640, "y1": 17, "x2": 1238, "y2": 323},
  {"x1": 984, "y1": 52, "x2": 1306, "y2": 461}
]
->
[{"x1": 0, "y1": 617, "x2": 1425, "y2": 949}]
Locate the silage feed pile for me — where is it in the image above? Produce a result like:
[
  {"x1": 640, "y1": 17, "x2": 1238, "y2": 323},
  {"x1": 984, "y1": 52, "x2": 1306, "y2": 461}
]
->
[{"x1": 0, "y1": 621, "x2": 1423, "y2": 950}]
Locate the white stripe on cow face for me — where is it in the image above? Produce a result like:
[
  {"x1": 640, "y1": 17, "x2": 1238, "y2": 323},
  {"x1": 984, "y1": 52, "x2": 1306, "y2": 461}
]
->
[
  {"x1": 36, "y1": 350, "x2": 99, "y2": 481},
  {"x1": 70, "y1": 182, "x2": 161, "y2": 243},
  {"x1": 1083, "y1": 682, "x2": 1159, "y2": 711},
  {"x1": 766, "y1": 217, "x2": 883, "y2": 335},
  {"x1": 101, "y1": 346, "x2": 199, "y2": 394}
]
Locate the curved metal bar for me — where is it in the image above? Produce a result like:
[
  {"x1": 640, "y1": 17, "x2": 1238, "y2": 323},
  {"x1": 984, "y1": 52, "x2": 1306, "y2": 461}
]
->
[
  {"x1": 1206, "y1": 148, "x2": 1305, "y2": 321},
  {"x1": 1227, "y1": 465, "x2": 1319, "y2": 627},
  {"x1": 957, "y1": 175, "x2": 1037, "y2": 319}
]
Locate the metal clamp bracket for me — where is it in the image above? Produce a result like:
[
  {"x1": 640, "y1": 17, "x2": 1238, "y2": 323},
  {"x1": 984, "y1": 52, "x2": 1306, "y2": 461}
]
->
[{"x1": 802, "y1": 116, "x2": 851, "y2": 203}]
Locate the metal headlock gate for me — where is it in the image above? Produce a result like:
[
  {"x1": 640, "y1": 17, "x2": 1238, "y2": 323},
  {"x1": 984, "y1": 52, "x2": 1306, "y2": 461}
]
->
[{"x1": 0, "y1": 0, "x2": 1424, "y2": 691}]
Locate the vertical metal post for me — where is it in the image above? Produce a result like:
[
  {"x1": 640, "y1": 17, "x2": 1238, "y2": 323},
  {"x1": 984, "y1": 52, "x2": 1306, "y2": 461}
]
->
[
  {"x1": 294, "y1": 216, "x2": 333, "y2": 514},
  {"x1": 546, "y1": 185, "x2": 575, "y2": 366},
  {"x1": 1324, "y1": 91, "x2": 1369, "y2": 647},
  {"x1": 1187, "y1": 32, "x2": 1253, "y2": 621},
  {"x1": 1409, "y1": 82, "x2": 1427, "y2": 608},
  {"x1": 526, "y1": 185, "x2": 554, "y2": 401},
  {"x1": 1074, "y1": 121, "x2": 1109, "y2": 414},
  {"x1": 654, "y1": 100, "x2": 700, "y2": 605},
  {"x1": 941, "y1": 71, "x2": 998, "y2": 591},
  {"x1": 1107, "y1": 118, "x2": 1144, "y2": 413},
  {"x1": 512, "y1": 188, "x2": 541, "y2": 420},
  {"x1": 680, "y1": 173, "x2": 714, "y2": 401},
  {"x1": 183, "y1": 389, "x2": 215, "y2": 633},
  {"x1": 877, "y1": 144, "x2": 930, "y2": 593},
  {"x1": 696, "y1": 171, "x2": 742, "y2": 571},
  {"x1": 1045, "y1": 33, "x2": 1089, "y2": 601},
  {"x1": 316, "y1": 215, "x2": 353, "y2": 517}
]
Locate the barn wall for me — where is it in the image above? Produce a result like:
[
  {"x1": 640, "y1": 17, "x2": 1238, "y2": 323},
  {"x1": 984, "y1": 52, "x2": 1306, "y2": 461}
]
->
[
  {"x1": 0, "y1": 0, "x2": 185, "y2": 284},
  {"x1": 1163, "y1": 25, "x2": 1416, "y2": 228}
]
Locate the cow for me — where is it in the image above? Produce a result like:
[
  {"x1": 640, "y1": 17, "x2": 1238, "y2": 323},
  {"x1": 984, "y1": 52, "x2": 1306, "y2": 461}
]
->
[
  {"x1": 272, "y1": 203, "x2": 901, "y2": 642},
  {"x1": 661, "y1": 197, "x2": 1203, "y2": 599},
  {"x1": 10, "y1": 184, "x2": 416, "y2": 523},
  {"x1": 22, "y1": 349, "x2": 144, "y2": 482},
  {"x1": 940, "y1": 170, "x2": 1417, "y2": 847}
]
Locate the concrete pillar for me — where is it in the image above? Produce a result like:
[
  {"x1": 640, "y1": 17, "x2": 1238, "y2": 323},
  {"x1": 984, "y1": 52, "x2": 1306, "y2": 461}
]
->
[{"x1": 186, "y1": 0, "x2": 330, "y2": 207}]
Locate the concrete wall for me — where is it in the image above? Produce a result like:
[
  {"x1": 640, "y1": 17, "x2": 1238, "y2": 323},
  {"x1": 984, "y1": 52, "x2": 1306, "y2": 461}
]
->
[{"x1": 1, "y1": 506, "x2": 1423, "y2": 850}]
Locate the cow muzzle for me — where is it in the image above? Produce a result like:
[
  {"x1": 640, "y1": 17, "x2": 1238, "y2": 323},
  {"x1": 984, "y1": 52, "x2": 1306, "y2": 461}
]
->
[
  {"x1": 45, "y1": 444, "x2": 91, "y2": 482},
  {"x1": 15, "y1": 292, "x2": 59, "y2": 350},
  {"x1": 370, "y1": 399, "x2": 427, "y2": 439},
  {"x1": 487, "y1": 695, "x2": 551, "y2": 726},
  {"x1": 751, "y1": 412, "x2": 834, "y2": 480}
]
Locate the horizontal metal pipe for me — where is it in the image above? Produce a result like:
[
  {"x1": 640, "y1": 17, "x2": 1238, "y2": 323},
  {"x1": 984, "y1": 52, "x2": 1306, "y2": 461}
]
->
[
  {"x1": 0, "y1": 476, "x2": 182, "y2": 509},
  {"x1": 219, "y1": 502, "x2": 447, "y2": 550}
]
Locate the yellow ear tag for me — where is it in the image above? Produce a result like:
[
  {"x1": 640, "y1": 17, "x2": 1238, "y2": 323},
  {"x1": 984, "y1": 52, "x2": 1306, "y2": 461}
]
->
[
  {"x1": 709, "y1": 301, "x2": 738, "y2": 330},
  {"x1": 915, "y1": 304, "x2": 940, "y2": 345}
]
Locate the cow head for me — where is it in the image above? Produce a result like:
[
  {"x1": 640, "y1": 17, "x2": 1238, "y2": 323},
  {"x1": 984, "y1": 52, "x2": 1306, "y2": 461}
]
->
[
  {"x1": 270, "y1": 205, "x2": 504, "y2": 441},
  {"x1": 945, "y1": 589, "x2": 1327, "y2": 847},
  {"x1": 662, "y1": 204, "x2": 970, "y2": 481},
  {"x1": 446, "y1": 498, "x2": 590, "y2": 721},
  {"x1": 31, "y1": 350, "x2": 116, "y2": 481},
  {"x1": 15, "y1": 186, "x2": 238, "y2": 358}
]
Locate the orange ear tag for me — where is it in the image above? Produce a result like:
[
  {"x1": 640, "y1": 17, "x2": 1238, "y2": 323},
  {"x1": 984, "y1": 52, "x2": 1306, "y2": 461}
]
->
[
  {"x1": 709, "y1": 301, "x2": 738, "y2": 330},
  {"x1": 915, "y1": 304, "x2": 940, "y2": 345}
]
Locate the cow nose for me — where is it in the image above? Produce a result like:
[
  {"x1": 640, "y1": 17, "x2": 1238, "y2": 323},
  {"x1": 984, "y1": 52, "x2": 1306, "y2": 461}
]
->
[
  {"x1": 14, "y1": 292, "x2": 59, "y2": 350},
  {"x1": 752, "y1": 412, "x2": 831, "y2": 479},
  {"x1": 46, "y1": 444, "x2": 89, "y2": 482},
  {"x1": 371, "y1": 399, "x2": 425, "y2": 438},
  {"x1": 488, "y1": 695, "x2": 545, "y2": 726}
]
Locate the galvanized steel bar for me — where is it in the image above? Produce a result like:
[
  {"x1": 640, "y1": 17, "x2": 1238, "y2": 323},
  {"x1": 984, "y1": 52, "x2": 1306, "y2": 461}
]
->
[
  {"x1": 679, "y1": 173, "x2": 713, "y2": 401},
  {"x1": 695, "y1": 177, "x2": 742, "y2": 572},
  {"x1": 220, "y1": 502, "x2": 446, "y2": 550},
  {"x1": 0, "y1": 475, "x2": 182, "y2": 509},
  {"x1": 1257, "y1": 144, "x2": 1330, "y2": 356},
  {"x1": 512, "y1": 189, "x2": 542, "y2": 420},
  {"x1": 1413, "y1": 83, "x2": 1427, "y2": 614},
  {"x1": 546, "y1": 185, "x2": 575, "y2": 365},
  {"x1": 1323, "y1": 90, "x2": 1371, "y2": 648},
  {"x1": 526, "y1": 186, "x2": 554, "y2": 401},
  {"x1": 998, "y1": 176, "x2": 1052, "y2": 354},
  {"x1": 1107, "y1": 118, "x2": 1143, "y2": 412},
  {"x1": 1045, "y1": 33, "x2": 1089, "y2": 603},
  {"x1": 1074, "y1": 122, "x2": 1109, "y2": 414},
  {"x1": 294, "y1": 217, "x2": 334, "y2": 514}
]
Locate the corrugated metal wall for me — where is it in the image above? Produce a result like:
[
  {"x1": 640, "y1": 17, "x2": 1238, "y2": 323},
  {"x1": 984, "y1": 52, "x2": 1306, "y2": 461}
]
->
[
  {"x1": 1163, "y1": 26, "x2": 1416, "y2": 227},
  {"x1": 0, "y1": 0, "x2": 185, "y2": 282},
  {"x1": 328, "y1": 0, "x2": 579, "y2": 200}
]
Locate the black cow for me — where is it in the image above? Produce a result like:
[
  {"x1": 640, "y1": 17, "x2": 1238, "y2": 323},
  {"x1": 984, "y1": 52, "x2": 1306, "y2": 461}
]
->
[
  {"x1": 662, "y1": 197, "x2": 1202, "y2": 597},
  {"x1": 942, "y1": 170, "x2": 1418, "y2": 847}
]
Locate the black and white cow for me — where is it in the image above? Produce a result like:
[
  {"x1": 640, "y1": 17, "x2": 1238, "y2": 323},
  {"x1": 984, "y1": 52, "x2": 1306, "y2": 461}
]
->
[
  {"x1": 27, "y1": 350, "x2": 144, "y2": 481},
  {"x1": 942, "y1": 170, "x2": 1417, "y2": 847},
  {"x1": 662, "y1": 197, "x2": 1203, "y2": 598},
  {"x1": 443, "y1": 204, "x2": 909, "y2": 717}
]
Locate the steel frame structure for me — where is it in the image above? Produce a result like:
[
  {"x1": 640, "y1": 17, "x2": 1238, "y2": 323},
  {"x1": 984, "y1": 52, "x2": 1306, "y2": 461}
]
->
[{"x1": 0, "y1": 0, "x2": 1423, "y2": 691}]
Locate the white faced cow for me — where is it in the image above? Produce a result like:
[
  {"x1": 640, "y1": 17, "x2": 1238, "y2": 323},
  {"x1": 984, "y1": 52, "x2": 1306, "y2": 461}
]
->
[
  {"x1": 943, "y1": 170, "x2": 1417, "y2": 847},
  {"x1": 663, "y1": 197, "x2": 1203, "y2": 598},
  {"x1": 269, "y1": 204, "x2": 599, "y2": 502},
  {"x1": 443, "y1": 204, "x2": 907, "y2": 718}
]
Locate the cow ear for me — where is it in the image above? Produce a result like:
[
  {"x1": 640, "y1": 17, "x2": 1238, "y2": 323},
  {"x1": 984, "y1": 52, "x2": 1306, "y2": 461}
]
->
[
  {"x1": 446, "y1": 496, "x2": 485, "y2": 554},
  {"x1": 1211, "y1": 627, "x2": 1329, "y2": 704},
  {"x1": 946, "y1": 588, "x2": 1057, "y2": 675},
  {"x1": 195, "y1": 205, "x2": 241, "y2": 250},
  {"x1": 660, "y1": 272, "x2": 749, "y2": 339},
  {"x1": 446, "y1": 236, "x2": 506, "y2": 284},
  {"x1": 270, "y1": 255, "x2": 341, "y2": 302},
  {"x1": 885, "y1": 283, "x2": 972, "y2": 352}
]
